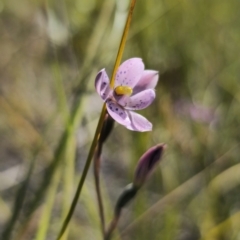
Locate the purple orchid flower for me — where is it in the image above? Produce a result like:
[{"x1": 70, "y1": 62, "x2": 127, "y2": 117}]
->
[{"x1": 95, "y1": 58, "x2": 159, "y2": 132}]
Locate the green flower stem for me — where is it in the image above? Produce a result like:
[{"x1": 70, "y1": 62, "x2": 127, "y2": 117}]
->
[
  {"x1": 56, "y1": 0, "x2": 137, "y2": 239},
  {"x1": 104, "y1": 214, "x2": 120, "y2": 240},
  {"x1": 56, "y1": 104, "x2": 107, "y2": 240},
  {"x1": 110, "y1": 0, "x2": 136, "y2": 88}
]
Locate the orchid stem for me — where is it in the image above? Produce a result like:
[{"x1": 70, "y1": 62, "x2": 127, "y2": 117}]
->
[
  {"x1": 56, "y1": 0, "x2": 137, "y2": 239},
  {"x1": 110, "y1": 0, "x2": 136, "y2": 88},
  {"x1": 93, "y1": 143, "x2": 105, "y2": 238},
  {"x1": 56, "y1": 105, "x2": 106, "y2": 240},
  {"x1": 104, "y1": 213, "x2": 121, "y2": 240}
]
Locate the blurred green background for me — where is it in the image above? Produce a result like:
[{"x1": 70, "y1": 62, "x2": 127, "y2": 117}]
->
[{"x1": 0, "y1": 0, "x2": 240, "y2": 239}]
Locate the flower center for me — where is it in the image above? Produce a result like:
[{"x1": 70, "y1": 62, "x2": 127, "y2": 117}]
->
[{"x1": 114, "y1": 86, "x2": 133, "y2": 96}]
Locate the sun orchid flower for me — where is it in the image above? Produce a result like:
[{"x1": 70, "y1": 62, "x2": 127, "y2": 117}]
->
[{"x1": 95, "y1": 58, "x2": 159, "y2": 132}]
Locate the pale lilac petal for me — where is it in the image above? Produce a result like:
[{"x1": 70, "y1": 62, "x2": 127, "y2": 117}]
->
[
  {"x1": 125, "y1": 89, "x2": 155, "y2": 110},
  {"x1": 106, "y1": 99, "x2": 131, "y2": 127},
  {"x1": 95, "y1": 69, "x2": 111, "y2": 100},
  {"x1": 126, "y1": 111, "x2": 152, "y2": 132},
  {"x1": 133, "y1": 70, "x2": 159, "y2": 95},
  {"x1": 114, "y1": 58, "x2": 144, "y2": 89}
]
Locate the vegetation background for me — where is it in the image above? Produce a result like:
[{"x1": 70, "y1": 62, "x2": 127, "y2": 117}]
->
[{"x1": 0, "y1": 0, "x2": 240, "y2": 239}]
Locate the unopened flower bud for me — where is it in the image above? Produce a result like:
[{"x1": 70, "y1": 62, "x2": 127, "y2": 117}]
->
[
  {"x1": 99, "y1": 114, "x2": 114, "y2": 144},
  {"x1": 115, "y1": 183, "x2": 138, "y2": 217},
  {"x1": 133, "y1": 144, "x2": 166, "y2": 188}
]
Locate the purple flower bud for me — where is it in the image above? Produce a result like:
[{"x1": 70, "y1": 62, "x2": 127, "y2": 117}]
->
[{"x1": 133, "y1": 144, "x2": 166, "y2": 188}]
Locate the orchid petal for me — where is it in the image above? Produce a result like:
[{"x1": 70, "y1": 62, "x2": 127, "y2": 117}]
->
[
  {"x1": 125, "y1": 89, "x2": 155, "y2": 110},
  {"x1": 114, "y1": 58, "x2": 144, "y2": 89},
  {"x1": 133, "y1": 70, "x2": 159, "y2": 95},
  {"x1": 95, "y1": 69, "x2": 111, "y2": 100},
  {"x1": 112, "y1": 94, "x2": 129, "y2": 108},
  {"x1": 106, "y1": 99, "x2": 130, "y2": 127},
  {"x1": 127, "y1": 111, "x2": 152, "y2": 132}
]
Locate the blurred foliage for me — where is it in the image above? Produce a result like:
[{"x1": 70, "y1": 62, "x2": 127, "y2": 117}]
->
[{"x1": 0, "y1": 0, "x2": 240, "y2": 239}]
